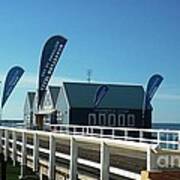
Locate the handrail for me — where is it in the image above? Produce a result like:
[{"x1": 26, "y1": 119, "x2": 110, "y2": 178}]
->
[
  {"x1": 1, "y1": 126, "x2": 180, "y2": 179},
  {"x1": 47, "y1": 124, "x2": 180, "y2": 133},
  {"x1": 0, "y1": 126, "x2": 159, "y2": 180},
  {"x1": 46, "y1": 124, "x2": 180, "y2": 150}
]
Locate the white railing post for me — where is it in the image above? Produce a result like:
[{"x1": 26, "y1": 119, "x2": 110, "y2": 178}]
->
[
  {"x1": 82, "y1": 127, "x2": 85, "y2": 136},
  {"x1": 22, "y1": 132, "x2": 27, "y2": 165},
  {"x1": 147, "y1": 147, "x2": 151, "y2": 171},
  {"x1": 20, "y1": 132, "x2": 27, "y2": 178},
  {"x1": 81, "y1": 127, "x2": 83, "y2": 135},
  {"x1": 89, "y1": 127, "x2": 92, "y2": 135},
  {"x1": 4, "y1": 130, "x2": 9, "y2": 161},
  {"x1": 59, "y1": 126, "x2": 62, "y2": 133},
  {"x1": 66, "y1": 126, "x2": 69, "y2": 134},
  {"x1": 48, "y1": 134, "x2": 56, "y2": 180},
  {"x1": 157, "y1": 131, "x2": 160, "y2": 146},
  {"x1": 139, "y1": 131, "x2": 143, "y2": 142},
  {"x1": 92, "y1": 127, "x2": 94, "y2": 135},
  {"x1": 100, "y1": 128, "x2": 103, "y2": 138},
  {"x1": 124, "y1": 130, "x2": 128, "y2": 141},
  {"x1": 33, "y1": 133, "x2": 39, "y2": 173},
  {"x1": 12, "y1": 131, "x2": 17, "y2": 166},
  {"x1": 173, "y1": 133, "x2": 176, "y2": 150},
  {"x1": 112, "y1": 129, "x2": 115, "y2": 139},
  {"x1": 147, "y1": 146, "x2": 157, "y2": 171},
  {"x1": 100, "y1": 141, "x2": 109, "y2": 180},
  {"x1": 166, "y1": 133, "x2": 169, "y2": 149},
  {"x1": 84, "y1": 127, "x2": 87, "y2": 136},
  {"x1": 69, "y1": 137, "x2": 78, "y2": 180},
  {"x1": 74, "y1": 127, "x2": 76, "y2": 135}
]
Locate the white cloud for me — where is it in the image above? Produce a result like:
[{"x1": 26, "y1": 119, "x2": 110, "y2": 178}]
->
[
  {"x1": 18, "y1": 74, "x2": 81, "y2": 88},
  {"x1": 0, "y1": 73, "x2": 82, "y2": 98},
  {"x1": 1, "y1": 72, "x2": 180, "y2": 102}
]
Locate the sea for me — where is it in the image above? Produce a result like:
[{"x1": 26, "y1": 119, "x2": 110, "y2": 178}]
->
[
  {"x1": 153, "y1": 123, "x2": 180, "y2": 130},
  {"x1": 1, "y1": 121, "x2": 180, "y2": 130}
]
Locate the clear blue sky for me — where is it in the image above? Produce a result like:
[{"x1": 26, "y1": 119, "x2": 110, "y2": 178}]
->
[{"x1": 0, "y1": 0, "x2": 180, "y2": 123}]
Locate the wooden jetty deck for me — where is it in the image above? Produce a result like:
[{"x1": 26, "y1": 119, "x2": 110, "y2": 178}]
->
[{"x1": 0, "y1": 126, "x2": 180, "y2": 180}]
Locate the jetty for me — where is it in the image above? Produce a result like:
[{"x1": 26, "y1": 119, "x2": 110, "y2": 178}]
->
[{"x1": 0, "y1": 125, "x2": 180, "y2": 180}]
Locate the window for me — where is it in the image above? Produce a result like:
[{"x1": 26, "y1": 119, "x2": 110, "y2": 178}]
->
[
  {"x1": 44, "y1": 93, "x2": 52, "y2": 109},
  {"x1": 118, "y1": 114, "x2": 125, "y2": 126},
  {"x1": 88, "y1": 113, "x2": 96, "y2": 125},
  {"x1": 98, "y1": 113, "x2": 106, "y2": 126},
  {"x1": 57, "y1": 111, "x2": 63, "y2": 122},
  {"x1": 108, "y1": 114, "x2": 116, "y2": 126},
  {"x1": 45, "y1": 115, "x2": 50, "y2": 123},
  {"x1": 128, "y1": 114, "x2": 135, "y2": 127}
]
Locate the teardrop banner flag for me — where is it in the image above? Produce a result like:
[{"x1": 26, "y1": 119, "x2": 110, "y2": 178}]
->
[
  {"x1": 94, "y1": 85, "x2": 109, "y2": 108},
  {"x1": 38, "y1": 35, "x2": 67, "y2": 108},
  {"x1": 142, "y1": 74, "x2": 164, "y2": 117},
  {"x1": 1, "y1": 66, "x2": 24, "y2": 108}
]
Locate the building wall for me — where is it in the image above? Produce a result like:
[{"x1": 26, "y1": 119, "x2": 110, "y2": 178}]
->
[
  {"x1": 24, "y1": 97, "x2": 34, "y2": 128},
  {"x1": 56, "y1": 89, "x2": 69, "y2": 124},
  {"x1": 24, "y1": 97, "x2": 30, "y2": 126},
  {"x1": 70, "y1": 108, "x2": 151, "y2": 128},
  {"x1": 43, "y1": 90, "x2": 54, "y2": 110},
  {"x1": 41, "y1": 89, "x2": 54, "y2": 124},
  {"x1": 33, "y1": 93, "x2": 38, "y2": 125}
]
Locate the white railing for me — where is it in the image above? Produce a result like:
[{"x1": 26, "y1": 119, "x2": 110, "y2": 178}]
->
[
  {"x1": 47, "y1": 124, "x2": 180, "y2": 150},
  {"x1": 0, "y1": 126, "x2": 160, "y2": 180}
]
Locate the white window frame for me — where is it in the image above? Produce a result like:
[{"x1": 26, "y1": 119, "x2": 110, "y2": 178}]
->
[
  {"x1": 127, "y1": 114, "x2": 135, "y2": 127},
  {"x1": 88, "y1": 113, "x2": 96, "y2": 125},
  {"x1": 98, "y1": 113, "x2": 106, "y2": 126},
  {"x1": 118, "y1": 114, "x2": 125, "y2": 126},
  {"x1": 57, "y1": 111, "x2": 63, "y2": 122},
  {"x1": 108, "y1": 113, "x2": 116, "y2": 127}
]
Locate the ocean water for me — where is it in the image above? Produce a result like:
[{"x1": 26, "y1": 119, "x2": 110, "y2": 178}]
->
[
  {"x1": 152, "y1": 123, "x2": 180, "y2": 150},
  {"x1": 153, "y1": 123, "x2": 180, "y2": 130},
  {"x1": 1, "y1": 121, "x2": 180, "y2": 130}
]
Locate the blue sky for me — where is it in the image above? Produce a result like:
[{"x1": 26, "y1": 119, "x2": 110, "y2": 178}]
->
[{"x1": 0, "y1": 0, "x2": 180, "y2": 123}]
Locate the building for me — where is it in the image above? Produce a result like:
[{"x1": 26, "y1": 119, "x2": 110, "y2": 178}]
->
[
  {"x1": 24, "y1": 86, "x2": 61, "y2": 127},
  {"x1": 56, "y1": 82, "x2": 152, "y2": 128},
  {"x1": 39, "y1": 86, "x2": 61, "y2": 124},
  {"x1": 24, "y1": 82, "x2": 152, "y2": 129},
  {"x1": 24, "y1": 91, "x2": 36, "y2": 128}
]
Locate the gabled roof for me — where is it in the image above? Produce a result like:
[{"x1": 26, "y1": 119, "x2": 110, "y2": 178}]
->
[
  {"x1": 48, "y1": 86, "x2": 61, "y2": 107},
  {"x1": 63, "y1": 82, "x2": 145, "y2": 110},
  {"x1": 27, "y1": 92, "x2": 36, "y2": 109}
]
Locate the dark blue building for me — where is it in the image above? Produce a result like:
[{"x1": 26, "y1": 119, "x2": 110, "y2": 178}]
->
[{"x1": 57, "y1": 82, "x2": 152, "y2": 128}]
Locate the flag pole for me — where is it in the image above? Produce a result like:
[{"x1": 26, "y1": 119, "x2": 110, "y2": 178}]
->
[
  {"x1": 0, "y1": 81, "x2": 6, "y2": 180},
  {"x1": 0, "y1": 80, "x2": 2, "y2": 124}
]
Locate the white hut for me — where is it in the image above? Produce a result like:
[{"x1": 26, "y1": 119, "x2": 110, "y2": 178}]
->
[
  {"x1": 24, "y1": 91, "x2": 36, "y2": 128},
  {"x1": 38, "y1": 86, "x2": 61, "y2": 124}
]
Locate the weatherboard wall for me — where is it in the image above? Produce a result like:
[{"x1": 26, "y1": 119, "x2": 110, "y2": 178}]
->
[
  {"x1": 56, "y1": 88, "x2": 69, "y2": 124},
  {"x1": 70, "y1": 108, "x2": 152, "y2": 128}
]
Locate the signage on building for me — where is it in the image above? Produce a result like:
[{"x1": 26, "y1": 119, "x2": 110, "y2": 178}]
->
[{"x1": 93, "y1": 85, "x2": 109, "y2": 108}]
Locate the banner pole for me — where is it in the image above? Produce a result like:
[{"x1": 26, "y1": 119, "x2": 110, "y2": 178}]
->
[
  {"x1": 0, "y1": 108, "x2": 2, "y2": 125},
  {"x1": 0, "y1": 81, "x2": 2, "y2": 124}
]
